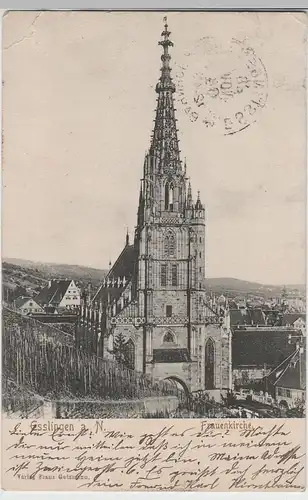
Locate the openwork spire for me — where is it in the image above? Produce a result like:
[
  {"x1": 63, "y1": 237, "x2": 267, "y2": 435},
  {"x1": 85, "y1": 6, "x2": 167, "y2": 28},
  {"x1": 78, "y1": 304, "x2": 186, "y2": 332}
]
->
[
  {"x1": 156, "y1": 17, "x2": 175, "y2": 93},
  {"x1": 150, "y1": 17, "x2": 181, "y2": 173}
]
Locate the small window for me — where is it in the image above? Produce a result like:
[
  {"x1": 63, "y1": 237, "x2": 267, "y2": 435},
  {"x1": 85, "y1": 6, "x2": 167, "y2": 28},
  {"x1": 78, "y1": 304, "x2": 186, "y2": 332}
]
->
[
  {"x1": 163, "y1": 331, "x2": 174, "y2": 343},
  {"x1": 286, "y1": 389, "x2": 291, "y2": 398},
  {"x1": 277, "y1": 388, "x2": 283, "y2": 396},
  {"x1": 166, "y1": 305, "x2": 172, "y2": 317},
  {"x1": 161, "y1": 264, "x2": 167, "y2": 287},
  {"x1": 199, "y1": 237, "x2": 202, "y2": 243},
  {"x1": 199, "y1": 267, "x2": 202, "y2": 273},
  {"x1": 199, "y1": 252, "x2": 202, "y2": 258},
  {"x1": 171, "y1": 265, "x2": 178, "y2": 287}
]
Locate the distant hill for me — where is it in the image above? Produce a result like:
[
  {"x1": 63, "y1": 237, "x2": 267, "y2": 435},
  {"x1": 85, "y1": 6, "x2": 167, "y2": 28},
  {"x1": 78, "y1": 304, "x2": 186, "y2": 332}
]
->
[
  {"x1": 204, "y1": 277, "x2": 305, "y2": 299},
  {"x1": 2, "y1": 258, "x2": 108, "y2": 302},
  {"x1": 3, "y1": 258, "x2": 107, "y2": 284},
  {"x1": 2, "y1": 257, "x2": 305, "y2": 301}
]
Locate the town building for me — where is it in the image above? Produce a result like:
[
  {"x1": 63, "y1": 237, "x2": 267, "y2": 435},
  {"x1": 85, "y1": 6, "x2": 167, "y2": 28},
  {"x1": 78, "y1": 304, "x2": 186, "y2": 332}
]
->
[
  {"x1": 273, "y1": 346, "x2": 306, "y2": 410},
  {"x1": 13, "y1": 296, "x2": 44, "y2": 315},
  {"x1": 35, "y1": 279, "x2": 81, "y2": 313},
  {"x1": 230, "y1": 307, "x2": 266, "y2": 328},
  {"x1": 79, "y1": 20, "x2": 232, "y2": 397},
  {"x1": 282, "y1": 313, "x2": 306, "y2": 333},
  {"x1": 232, "y1": 326, "x2": 303, "y2": 388}
]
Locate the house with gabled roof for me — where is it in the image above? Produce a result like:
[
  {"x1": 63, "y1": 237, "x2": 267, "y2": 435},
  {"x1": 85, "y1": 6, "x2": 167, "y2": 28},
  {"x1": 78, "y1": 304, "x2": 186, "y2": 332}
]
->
[
  {"x1": 273, "y1": 346, "x2": 306, "y2": 409},
  {"x1": 35, "y1": 279, "x2": 80, "y2": 313},
  {"x1": 14, "y1": 296, "x2": 44, "y2": 315},
  {"x1": 282, "y1": 313, "x2": 306, "y2": 331}
]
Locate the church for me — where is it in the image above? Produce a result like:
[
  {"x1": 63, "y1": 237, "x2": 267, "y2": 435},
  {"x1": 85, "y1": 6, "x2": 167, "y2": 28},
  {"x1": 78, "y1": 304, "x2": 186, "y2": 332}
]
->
[{"x1": 78, "y1": 19, "x2": 232, "y2": 398}]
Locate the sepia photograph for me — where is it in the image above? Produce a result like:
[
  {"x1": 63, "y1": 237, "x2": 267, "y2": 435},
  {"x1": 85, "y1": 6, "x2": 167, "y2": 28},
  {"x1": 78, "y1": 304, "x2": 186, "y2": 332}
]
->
[
  {"x1": 2, "y1": 11, "x2": 306, "y2": 423},
  {"x1": 1, "y1": 9, "x2": 307, "y2": 493}
]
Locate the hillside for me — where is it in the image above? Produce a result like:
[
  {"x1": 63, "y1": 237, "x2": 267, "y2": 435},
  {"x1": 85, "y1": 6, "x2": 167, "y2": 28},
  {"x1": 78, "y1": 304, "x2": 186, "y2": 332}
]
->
[
  {"x1": 2, "y1": 259, "x2": 107, "y2": 302},
  {"x1": 3, "y1": 258, "x2": 107, "y2": 284},
  {"x1": 204, "y1": 277, "x2": 303, "y2": 299}
]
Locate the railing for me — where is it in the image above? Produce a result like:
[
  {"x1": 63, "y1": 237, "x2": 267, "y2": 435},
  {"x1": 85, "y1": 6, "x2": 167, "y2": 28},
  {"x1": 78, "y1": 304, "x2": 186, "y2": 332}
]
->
[{"x1": 2, "y1": 307, "x2": 182, "y2": 401}]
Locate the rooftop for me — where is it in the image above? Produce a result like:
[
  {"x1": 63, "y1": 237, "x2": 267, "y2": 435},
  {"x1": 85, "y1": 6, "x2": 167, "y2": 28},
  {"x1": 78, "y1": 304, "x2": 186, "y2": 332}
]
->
[
  {"x1": 35, "y1": 279, "x2": 74, "y2": 307},
  {"x1": 274, "y1": 348, "x2": 306, "y2": 390}
]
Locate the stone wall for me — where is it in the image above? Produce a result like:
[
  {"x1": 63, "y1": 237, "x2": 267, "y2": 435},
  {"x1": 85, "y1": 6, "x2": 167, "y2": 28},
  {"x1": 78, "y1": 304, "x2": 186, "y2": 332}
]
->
[{"x1": 49, "y1": 396, "x2": 179, "y2": 419}]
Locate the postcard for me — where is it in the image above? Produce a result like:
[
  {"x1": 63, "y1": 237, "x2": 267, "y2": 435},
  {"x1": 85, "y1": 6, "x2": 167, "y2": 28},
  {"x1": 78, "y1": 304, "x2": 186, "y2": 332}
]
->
[{"x1": 1, "y1": 10, "x2": 306, "y2": 491}]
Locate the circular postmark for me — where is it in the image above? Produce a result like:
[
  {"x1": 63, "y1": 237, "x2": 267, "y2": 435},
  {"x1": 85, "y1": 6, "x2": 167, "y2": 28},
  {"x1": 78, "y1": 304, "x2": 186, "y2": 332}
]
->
[{"x1": 174, "y1": 38, "x2": 268, "y2": 136}]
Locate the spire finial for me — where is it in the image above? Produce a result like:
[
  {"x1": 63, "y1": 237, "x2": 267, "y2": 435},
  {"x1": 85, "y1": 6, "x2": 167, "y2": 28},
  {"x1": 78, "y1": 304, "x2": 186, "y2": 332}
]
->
[
  {"x1": 195, "y1": 189, "x2": 203, "y2": 209},
  {"x1": 156, "y1": 17, "x2": 175, "y2": 93},
  {"x1": 126, "y1": 228, "x2": 129, "y2": 246}
]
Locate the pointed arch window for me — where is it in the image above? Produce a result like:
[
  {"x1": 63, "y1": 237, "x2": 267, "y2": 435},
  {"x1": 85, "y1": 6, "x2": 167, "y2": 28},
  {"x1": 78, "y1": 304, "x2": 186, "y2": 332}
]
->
[
  {"x1": 163, "y1": 331, "x2": 175, "y2": 343},
  {"x1": 160, "y1": 264, "x2": 167, "y2": 287},
  {"x1": 164, "y1": 232, "x2": 176, "y2": 256},
  {"x1": 171, "y1": 264, "x2": 178, "y2": 287},
  {"x1": 125, "y1": 339, "x2": 135, "y2": 370},
  {"x1": 204, "y1": 338, "x2": 215, "y2": 389}
]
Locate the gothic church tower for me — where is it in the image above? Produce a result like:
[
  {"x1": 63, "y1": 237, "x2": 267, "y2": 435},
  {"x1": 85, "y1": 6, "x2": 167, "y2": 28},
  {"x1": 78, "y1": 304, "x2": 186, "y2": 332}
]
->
[{"x1": 88, "y1": 19, "x2": 231, "y2": 396}]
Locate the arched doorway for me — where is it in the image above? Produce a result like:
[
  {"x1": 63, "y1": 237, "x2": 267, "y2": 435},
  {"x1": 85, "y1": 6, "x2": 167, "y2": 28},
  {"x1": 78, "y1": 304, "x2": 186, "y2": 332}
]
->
[
  {"x1": 164, "y1": 376, "x2": 190, "y2": 409},
  {"x1": 204, "y1": 338, "x2": 215, "y2": 389},
  {"x1": 165, "y1": 376, "x2": 189, "y2": 396}
]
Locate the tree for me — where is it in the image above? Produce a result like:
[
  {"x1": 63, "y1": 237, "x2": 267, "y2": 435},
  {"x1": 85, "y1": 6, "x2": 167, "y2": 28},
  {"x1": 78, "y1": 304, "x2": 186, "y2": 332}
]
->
[
  {"x1": 286, "y1": 398, "x2": 305, "y2": 418},
  {"x1": 110, "y1": 333, "x2": 131, "y2": 368}
]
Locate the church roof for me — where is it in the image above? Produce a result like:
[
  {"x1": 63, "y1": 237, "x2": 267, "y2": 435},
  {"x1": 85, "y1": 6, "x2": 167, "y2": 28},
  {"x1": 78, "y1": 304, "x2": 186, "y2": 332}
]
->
[
  {"x1": 92, "y1": 244, "x2": 136, "y2": 304},
  {"x1": 108, "y1": 244, "x2": 135, "y2": 281}
]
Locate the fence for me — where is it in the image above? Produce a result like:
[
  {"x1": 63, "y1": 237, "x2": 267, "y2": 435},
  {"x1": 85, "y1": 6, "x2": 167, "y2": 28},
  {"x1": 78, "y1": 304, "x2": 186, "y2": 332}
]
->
[{"x1": 2, "y1": 308, "x2": 182, "y2": 401}]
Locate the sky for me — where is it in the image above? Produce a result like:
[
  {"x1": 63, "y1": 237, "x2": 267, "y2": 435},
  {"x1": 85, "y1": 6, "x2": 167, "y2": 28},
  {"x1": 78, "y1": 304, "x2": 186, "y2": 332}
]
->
[{"x1": 2, "y1": 11, "x2": 307, "y2": 285}]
